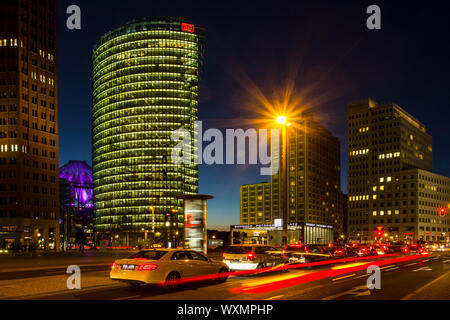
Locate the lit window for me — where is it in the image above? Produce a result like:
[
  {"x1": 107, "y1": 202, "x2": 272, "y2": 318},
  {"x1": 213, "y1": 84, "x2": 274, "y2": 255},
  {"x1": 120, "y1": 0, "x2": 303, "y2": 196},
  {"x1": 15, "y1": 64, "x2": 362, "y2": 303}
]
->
[
  {"x1": 380, "y1": 177, "x2": 384, "y2": 183},
  {"x1": 387, "y1": 177, "x2": 392, "y2": 182}
]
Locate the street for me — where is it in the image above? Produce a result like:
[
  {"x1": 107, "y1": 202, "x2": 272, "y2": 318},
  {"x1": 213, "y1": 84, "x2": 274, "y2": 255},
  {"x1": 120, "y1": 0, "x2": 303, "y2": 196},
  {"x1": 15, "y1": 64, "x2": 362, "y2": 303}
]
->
[{"x1": 1, "y1": 251, "x2": 449, "y2": 300}]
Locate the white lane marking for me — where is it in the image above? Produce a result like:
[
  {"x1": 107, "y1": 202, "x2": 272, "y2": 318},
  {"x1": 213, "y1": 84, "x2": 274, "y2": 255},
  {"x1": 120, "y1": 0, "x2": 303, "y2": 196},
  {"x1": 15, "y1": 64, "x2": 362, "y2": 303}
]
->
[
  {"x1": 265, "y1": 295, "x2": 284, "y2": 300},
  {"x1": 423, "y1": 259, "x2": 430, "y2": 262},
  {"x1": 443, "y1": 260, "x2": 450, "y2": 264},
  {"x1": 384, "y1": 267, "x2": 399, "y2": 272},
  {"x1": 407, "y1": 263, "x2": 418, "y2": 266},
  {"x1": 412, "y1": 267, "x2": 432, "y2": 272}
]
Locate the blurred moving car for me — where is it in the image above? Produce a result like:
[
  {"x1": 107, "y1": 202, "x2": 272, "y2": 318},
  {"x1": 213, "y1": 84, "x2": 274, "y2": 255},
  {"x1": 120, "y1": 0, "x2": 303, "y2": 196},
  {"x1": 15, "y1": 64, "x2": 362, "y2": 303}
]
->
[
  {"x1": 222, "y1": 245, "x2": 286, "y2": 270},
  {"x1": 281, "y1": 244, "x2": 354, "y2": 264},
  {"x1": 349, "y1": 244, "x2": 377, "y2": 257},
  {"x1": 402, "y1": 243, "x2": 426, "y2": 255},
  {"x1": 110, "y1": 249, "x2": 229, "y2": 288}
]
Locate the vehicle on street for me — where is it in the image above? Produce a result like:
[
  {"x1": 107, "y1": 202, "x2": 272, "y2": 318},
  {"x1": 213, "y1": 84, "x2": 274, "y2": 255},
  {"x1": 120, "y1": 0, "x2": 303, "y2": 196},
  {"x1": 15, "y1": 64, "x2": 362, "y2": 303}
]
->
[
  {"x1": 110, "y1": 249, "x2": 229, "y2": 288},
  {"x1": 281, "y1": 244, "x2": 353, "y2": 264},
  {"x1": 402, "y1": 243, "x2": 426, "y2": 255},
  {"x1": 222, "y1": 245, "x2": 286, "y2": 270},
  {"x1": 349, "y1": 244, "x2": 377, "y2": 257}
]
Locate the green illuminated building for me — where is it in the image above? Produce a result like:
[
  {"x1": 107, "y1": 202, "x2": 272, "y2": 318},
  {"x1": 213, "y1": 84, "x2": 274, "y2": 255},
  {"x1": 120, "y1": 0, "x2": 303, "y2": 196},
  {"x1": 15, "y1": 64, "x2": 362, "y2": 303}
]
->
[{"x1": 92, "y1": 17, "x2": 205, "y2": 246}]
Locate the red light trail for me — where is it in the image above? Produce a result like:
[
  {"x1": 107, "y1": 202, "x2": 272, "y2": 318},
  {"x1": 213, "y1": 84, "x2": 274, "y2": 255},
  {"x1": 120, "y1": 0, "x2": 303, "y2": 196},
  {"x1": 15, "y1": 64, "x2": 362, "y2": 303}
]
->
[
  {"x1": 231, "y1": 254, "x2": 430, "y2": 294},
  {"x1": 157, "y1": 253, "x2": 404, "y2": 288}
]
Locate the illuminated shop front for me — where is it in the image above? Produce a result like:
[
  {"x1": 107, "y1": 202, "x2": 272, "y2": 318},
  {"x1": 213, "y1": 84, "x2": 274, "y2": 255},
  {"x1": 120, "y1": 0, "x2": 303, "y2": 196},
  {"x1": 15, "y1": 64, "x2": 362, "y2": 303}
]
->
[
  {"x1": 92, "y1": 17, "x2": 205, "y2": 246},
  {"x1": 230, "y1": 223, "x2": 334, "y2": 245}
]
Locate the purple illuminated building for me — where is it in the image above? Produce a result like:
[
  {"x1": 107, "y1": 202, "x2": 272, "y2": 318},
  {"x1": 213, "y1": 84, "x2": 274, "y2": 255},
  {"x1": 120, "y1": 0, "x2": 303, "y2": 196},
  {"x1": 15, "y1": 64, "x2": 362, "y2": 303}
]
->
[
  {"x1": 59, "y1": 161, "x2": 94, "y2": 245},
  {"x1": 59, "y1": 161, "x2": 93, "y2": 208}
]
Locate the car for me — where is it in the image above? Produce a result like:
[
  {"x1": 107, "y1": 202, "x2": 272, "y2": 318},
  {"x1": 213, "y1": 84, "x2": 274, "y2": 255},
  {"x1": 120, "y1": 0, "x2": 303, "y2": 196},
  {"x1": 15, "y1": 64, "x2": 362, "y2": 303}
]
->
[
  {"x1": 402, "y1": 243, "x2": 426, "y2": 255},
  {"x1": 370, "y1": 243, "x2": 390, "y2": 255},
  {"x1": 282, "y1": 244, "x2": 344, "y2": 264},
  {"x1": 350, "y1": 244, "x2": 377, "y2": 256},
  {"x1": 222, "y1": 245, "x2": 286, "y2": 271},
  {"x1": 281, "y1": 244, "x2": 308, "y2": 263},
  {"x1": 110, "y1": 249, "x2": 229, "y2": 289}
]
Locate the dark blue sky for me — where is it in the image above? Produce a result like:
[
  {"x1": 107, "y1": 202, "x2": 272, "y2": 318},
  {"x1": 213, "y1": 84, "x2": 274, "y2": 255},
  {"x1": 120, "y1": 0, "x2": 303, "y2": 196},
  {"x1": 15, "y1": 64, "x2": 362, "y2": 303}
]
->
[{"x1": 58, "y1": 0, "x2": 450, "y2": 230}]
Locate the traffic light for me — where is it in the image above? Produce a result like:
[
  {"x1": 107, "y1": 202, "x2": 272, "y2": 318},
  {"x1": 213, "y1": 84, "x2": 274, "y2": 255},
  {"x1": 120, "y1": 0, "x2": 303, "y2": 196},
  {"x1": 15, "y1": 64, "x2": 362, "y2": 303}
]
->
[
  {"x1": 439, "y1": 207, "x2": 446, "y2": 216},
  {"x1": 375, "y1": 230, "x2": 383, "y2": 237}
]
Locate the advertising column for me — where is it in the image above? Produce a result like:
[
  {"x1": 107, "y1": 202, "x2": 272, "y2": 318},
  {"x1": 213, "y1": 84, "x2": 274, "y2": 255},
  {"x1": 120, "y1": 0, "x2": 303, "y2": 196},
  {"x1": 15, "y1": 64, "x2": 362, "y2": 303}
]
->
[{"x1": 179, "y1": 195, "x2": 214, "y2": 254}]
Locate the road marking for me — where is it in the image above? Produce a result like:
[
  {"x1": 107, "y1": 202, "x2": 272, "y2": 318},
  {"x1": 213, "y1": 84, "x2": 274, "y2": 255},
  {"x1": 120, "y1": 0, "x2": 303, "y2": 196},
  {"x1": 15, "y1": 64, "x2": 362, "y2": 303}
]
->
[
  {"x1": 355, "y1": 274, "x2": 369, "y2": 279},
  {"x1": 412, "y1": 267, "x2": 432, "y2": 272},
  {"x1": 443, "y1": 260, "x2": 450, "y2": 264},
  {"x1": 401, "y1": 270, "x2": 450, "y2": 300},
  {"x1": 407, "y1": 262, "x2": 417, "y2": 266},
  {"x1": 380, "y1": 265, "x2": 396, "y2": 270},
  {"x1": 332, "y1": 274, "x2": 356, "y2": 281},
  {"x1": 323, "y1": 285, "x2": 369, "y2": 300},
  {"x1": 384, "y1": 267, "x2": 399, "y2": 272},
  {"x1": 265, "y1": 294, "x2": 284, "y2": 300},
  {"x1": 423, "y1": 259, "x2": 430, "y2": 262}
]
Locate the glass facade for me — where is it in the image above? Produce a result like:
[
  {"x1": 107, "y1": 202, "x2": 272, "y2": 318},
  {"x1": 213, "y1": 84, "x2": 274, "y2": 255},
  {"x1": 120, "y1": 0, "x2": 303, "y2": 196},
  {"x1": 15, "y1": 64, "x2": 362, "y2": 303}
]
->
[{"x1": 92, "y1": 17, "x2": 205, "y2": 244}]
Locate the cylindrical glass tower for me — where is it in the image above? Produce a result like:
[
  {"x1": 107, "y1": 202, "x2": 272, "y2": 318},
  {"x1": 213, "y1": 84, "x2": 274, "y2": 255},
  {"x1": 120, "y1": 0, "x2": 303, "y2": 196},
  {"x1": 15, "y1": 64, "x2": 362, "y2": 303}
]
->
[{"x1": 92, "y1": 17, "x2": 205, "y2": 246}]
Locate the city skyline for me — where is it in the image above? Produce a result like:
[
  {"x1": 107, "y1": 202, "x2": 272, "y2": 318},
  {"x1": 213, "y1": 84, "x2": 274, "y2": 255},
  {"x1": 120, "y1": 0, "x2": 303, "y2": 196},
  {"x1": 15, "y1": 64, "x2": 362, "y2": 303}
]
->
[
  {"x1": 56, "y1": 0, "x2": 450, "y2": 230},
  {"x1": 1, "y1": 0, "x2": 450, "y2": 305}
]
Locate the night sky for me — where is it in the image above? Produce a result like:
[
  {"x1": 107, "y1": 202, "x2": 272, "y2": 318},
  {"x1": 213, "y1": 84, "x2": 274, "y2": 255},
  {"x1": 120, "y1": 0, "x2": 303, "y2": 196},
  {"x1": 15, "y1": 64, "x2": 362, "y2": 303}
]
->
[{"x1": 57, "y1": 0, "x2": 450, "y2": 230}]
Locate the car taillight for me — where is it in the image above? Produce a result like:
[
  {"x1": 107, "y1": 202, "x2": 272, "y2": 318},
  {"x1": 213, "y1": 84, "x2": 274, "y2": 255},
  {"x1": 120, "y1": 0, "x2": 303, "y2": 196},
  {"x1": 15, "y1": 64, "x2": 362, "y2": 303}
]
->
[
  {"x1": 336, "y1": 250, "x2": 343, "y2": 254},
  {"x1": 382, "y1": 246, "x2": 387, "y2": 250},
  {"x1": 418, "y1": 248, "x2": 424, "y2": 253},
  {"x1": 361, "y1": 248, "x2": 366, "y2": 252},
  {"x1": 222, "y1": 252, "x2": 226, "y2": 259},
  {"x1": 403, "y1": 248, "x2": 409, "y2": 253},
  {"x1": 247, "y1": 252, "x2": 255, "y2": 260},
  {"x1": 137, "y1": 264, "x2": 158, "y2": 271},
  {"x1": 111, "y1": 262, "x2": 117, "y2": 270}
]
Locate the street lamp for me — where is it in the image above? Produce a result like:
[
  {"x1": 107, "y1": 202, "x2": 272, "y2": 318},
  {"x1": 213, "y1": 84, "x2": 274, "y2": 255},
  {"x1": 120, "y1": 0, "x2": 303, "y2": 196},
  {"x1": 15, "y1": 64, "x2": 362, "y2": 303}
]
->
[{"x1": 276, "y1": 115, "x2": 291, "y2": 246}]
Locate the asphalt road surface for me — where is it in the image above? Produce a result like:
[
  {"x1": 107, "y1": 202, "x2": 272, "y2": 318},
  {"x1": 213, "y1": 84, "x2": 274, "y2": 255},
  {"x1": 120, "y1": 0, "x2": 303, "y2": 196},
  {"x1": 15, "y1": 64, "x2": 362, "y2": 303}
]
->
[{"x1": 1, "y1": 251, "x2": 449, "y2": 300}]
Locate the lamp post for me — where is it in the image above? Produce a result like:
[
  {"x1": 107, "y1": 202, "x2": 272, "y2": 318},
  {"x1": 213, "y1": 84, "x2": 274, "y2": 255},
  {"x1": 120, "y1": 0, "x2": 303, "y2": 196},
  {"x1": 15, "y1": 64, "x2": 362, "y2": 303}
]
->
[{"x1": 276, "y1": 116, "x2": 290, "y2": 246}]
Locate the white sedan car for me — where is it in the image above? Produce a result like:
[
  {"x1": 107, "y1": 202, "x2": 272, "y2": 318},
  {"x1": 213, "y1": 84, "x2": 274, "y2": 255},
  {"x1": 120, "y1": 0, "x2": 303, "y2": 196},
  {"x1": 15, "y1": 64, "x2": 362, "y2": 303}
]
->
[{"x1": 110, "y1": 249, "x2": 229, "y2": 288}]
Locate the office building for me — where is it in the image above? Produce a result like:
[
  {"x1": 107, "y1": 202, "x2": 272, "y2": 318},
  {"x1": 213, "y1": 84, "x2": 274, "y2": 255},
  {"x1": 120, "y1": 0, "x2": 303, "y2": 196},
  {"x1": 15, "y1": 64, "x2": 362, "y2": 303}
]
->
[
  {"x1": 238, "y1": 113, "x2": 344, "y2": 244},
  {"x1": 0, "y1": 0, "x2": 59, "y2": 250},
  {"x1": 347, "y1": 99, "x2": 449, "y2": 242},
  {"x1": 92, "y1": 17, "x2": 205, "y2": 246}
]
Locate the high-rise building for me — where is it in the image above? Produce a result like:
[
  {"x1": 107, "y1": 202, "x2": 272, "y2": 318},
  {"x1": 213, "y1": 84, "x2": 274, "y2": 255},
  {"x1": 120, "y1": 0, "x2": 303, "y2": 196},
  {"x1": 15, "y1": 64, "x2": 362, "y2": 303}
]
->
[
  {"x1": 347, "y1": 99, "x2": 450, "y2": 243},
  {"x1": 0, "y1": 0, "x2": 59, "y2": 250},
  {"x1": 92, "y1": 17, "x2": 205, "y2": 246},
  {"x1": 239, "y1": 113, "x2": 344, "y2": 244}
]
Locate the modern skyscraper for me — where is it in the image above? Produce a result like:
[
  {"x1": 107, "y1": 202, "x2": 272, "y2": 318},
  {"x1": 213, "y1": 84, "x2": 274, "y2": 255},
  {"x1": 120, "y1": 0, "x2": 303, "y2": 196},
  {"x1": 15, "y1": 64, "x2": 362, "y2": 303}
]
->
[
  {"x1": 92, "y1": 17, "x2": 205, "y2": 246},
  {"x1": 0, "y1": 0, "x2": 59, "y2": 250},
  {"x1": 239, "y1": 113, "x2": 344, "y2": 244},
  {"x1": 347, "y1": 99, "x2": 449, "y2": 243}
]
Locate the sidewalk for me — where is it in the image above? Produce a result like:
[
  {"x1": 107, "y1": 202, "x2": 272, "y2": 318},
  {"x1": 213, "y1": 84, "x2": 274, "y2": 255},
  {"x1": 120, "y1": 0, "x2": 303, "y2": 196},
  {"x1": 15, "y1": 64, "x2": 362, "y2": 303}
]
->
[{"x1": 0, "y1": 250, "x2": 137, "y2": 272}]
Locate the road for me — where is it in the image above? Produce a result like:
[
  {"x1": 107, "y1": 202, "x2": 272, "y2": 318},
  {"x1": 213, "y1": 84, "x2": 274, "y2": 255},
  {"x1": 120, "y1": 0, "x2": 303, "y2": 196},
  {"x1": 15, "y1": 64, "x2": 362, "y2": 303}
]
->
[{"x1": 1, "y1": 251, "x2": 449, "y2": 300}]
